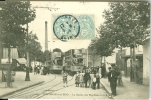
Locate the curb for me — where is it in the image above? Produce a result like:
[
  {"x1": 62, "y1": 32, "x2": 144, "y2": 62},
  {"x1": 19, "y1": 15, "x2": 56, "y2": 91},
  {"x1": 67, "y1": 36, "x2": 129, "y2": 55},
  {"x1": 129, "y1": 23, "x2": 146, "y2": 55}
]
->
[
  {"x1": 100, "y1": 80, "x2": 114, "y2": 99},
  {"x1": 0, "y1": 81, "x2": 44, "y2": 98},
  {"x1": 100, "y1": 80, "x2": 111, "y2": 94}
]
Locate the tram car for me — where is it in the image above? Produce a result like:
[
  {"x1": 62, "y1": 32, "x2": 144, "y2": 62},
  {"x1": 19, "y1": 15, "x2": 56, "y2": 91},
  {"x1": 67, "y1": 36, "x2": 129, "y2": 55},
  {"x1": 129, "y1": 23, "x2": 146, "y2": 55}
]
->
[
  {"x1": 64, "y1": 49, "x2": 84, "y2": 76},
  {"x1": 48, "y1": 51, "x2": 63, "y2": 74}
]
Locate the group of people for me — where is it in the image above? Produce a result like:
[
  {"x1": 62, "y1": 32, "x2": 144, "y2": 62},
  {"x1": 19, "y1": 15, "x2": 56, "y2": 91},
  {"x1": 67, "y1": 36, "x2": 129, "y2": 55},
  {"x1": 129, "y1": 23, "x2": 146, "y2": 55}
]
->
[
  {"x1": 61, "y1": 67, "x2": 101, "y2": 89},
  {"x1": 75, "y1": 69, "x2": 101, "y2": 90},
  {"x1": 61, "y1": 65, "x2": 122, "y2": 97},
  {"x1": 34, "y1": 65, "x2": 49, "y2": 75},
  {"x1": 82, "y1": 65, "x2": 106, "y2": 78}
]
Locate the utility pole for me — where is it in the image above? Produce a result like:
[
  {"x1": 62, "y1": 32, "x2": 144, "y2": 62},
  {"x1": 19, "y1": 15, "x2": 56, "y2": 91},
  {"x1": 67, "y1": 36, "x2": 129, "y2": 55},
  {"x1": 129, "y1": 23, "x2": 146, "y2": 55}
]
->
[
  {"x1": 25, "y1": 2, "x2": 30, "y2": 81},
  {"x1": 0, "y1": 7, "x2": 2, "y2": 82},
  {"x1": 25, "y1": 22, "x2": 30, "y2": 81}
]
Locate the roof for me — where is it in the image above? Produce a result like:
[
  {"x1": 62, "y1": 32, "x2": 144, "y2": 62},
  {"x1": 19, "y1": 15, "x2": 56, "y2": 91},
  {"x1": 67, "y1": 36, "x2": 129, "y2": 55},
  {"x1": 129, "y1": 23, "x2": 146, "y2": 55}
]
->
[{"x1": 122, "y1": 54, "x2": 143, "y2": 58}]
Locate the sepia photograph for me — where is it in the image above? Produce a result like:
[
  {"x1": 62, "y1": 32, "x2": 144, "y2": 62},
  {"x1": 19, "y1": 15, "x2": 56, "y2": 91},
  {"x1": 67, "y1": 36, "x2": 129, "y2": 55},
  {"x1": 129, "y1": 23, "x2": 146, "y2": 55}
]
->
[{"x1": 0, "y1": 1, "x2": 150, "y2": 100}]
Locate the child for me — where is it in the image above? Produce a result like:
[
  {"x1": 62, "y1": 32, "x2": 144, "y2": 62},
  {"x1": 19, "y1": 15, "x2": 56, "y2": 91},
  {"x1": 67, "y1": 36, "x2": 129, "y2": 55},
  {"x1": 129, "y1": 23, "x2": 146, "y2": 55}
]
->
[
  {"x1": 63, "y1": 70, "x2": 68, "y2": 87},
  {"x1": 80, "y1": 73, "x2": 84, "y2": 87},
  {"x1": 75, "y1": 71, "x2": 80, "y2": 87}
]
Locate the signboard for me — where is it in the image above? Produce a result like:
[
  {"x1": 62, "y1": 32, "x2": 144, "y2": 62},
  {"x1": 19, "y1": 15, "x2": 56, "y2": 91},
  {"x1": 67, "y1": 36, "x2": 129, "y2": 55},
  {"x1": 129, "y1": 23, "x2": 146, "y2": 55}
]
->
[{"x1": 1, "y1": 59, "x2": 12, "y2": 64}]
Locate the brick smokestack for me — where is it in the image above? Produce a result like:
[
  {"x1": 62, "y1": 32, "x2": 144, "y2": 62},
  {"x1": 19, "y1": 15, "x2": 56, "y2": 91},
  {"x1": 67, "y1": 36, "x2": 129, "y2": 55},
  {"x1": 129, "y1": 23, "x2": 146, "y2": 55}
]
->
[{"x1": 45, "y1": 21, "x2": 48, "y2": 51}]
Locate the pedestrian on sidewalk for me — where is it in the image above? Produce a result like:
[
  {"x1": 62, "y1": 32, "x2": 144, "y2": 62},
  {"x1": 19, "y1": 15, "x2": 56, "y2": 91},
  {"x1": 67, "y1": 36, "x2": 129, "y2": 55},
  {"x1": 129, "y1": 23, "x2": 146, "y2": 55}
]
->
[
  {"x1": 80, "y1": 73, "x2": 84, "y2": 87},
  {"x1": 101, "y1": 65, "x2": 106, "y2": 78},
  {"x1": 37, "y1": 66, "x2": 40, "y2": 74},
  {"x1": 117, "y1": 68, "x2": 123, "y2": 86},
  {"x1": 107, "y1": 67, "x2": 119, "y2": 97},
  {"x1": 34, "y1": 65, "x2": 37, "y2": 75},
  {"x1": 41, "y1": 66, "x2": 43, "y2": 75},
  {"x1": 62, "y1": 70, "x2": 68, "y2": 87},
  {"x1": 84, "y1": 69, "x2": 91, "y2": 88},
  {"x1": 75, "y1": 71, "x2": 80, "y2": 87},
  {"x1": 96, "y1": 72, "x2": 101, "y2": 89},
  {"x1": 92, "y1": 73, "x2": 97, "y2": 90}
]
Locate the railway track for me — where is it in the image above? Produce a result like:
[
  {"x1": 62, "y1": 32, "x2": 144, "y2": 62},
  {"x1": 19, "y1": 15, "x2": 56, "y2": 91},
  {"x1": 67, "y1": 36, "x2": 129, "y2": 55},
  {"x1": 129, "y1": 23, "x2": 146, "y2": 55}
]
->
[
  {"x1": 2, "y1": 73, "x2": 74, "y2": 99},
  {"x1": 34, "y1": 76, "x2": 74, "y2": 99}
]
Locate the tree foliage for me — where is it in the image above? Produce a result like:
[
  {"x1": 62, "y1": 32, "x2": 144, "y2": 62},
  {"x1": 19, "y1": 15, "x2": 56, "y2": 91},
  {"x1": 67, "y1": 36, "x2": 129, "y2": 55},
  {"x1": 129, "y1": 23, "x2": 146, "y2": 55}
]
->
[
  {"x1": 101, "y1": 2, "x2": 150, "y2": 47},
  {"x1": 89, "y1": 2, "x2": 150, "y2": 57},
  {"x1": 0, "y1": 1, "x2": 36, "y2": 47},
  {"x1": 89, "y1": 36, "x2": 114, "y2": 57},
  {"x1": 53, "y1": 48, "x2": 62, "y2": 52}
]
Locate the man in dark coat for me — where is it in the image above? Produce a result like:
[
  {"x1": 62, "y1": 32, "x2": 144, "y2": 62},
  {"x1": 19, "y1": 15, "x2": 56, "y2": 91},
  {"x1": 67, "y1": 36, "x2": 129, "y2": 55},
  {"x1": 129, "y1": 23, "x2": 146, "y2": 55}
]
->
[
  {"x1": 84, "y1": 69, "x2": 91, "y2": 88},
  {"x1": 107, "y1": 67, "x2": 119, "y2": 97}
]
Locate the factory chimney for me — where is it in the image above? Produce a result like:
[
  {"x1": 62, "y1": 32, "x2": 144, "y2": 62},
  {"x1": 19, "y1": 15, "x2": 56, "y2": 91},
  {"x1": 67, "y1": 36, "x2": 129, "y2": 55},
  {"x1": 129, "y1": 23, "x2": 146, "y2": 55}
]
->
[{"x1": 45, "y1": 21, "x2": 48, "y2": 51}]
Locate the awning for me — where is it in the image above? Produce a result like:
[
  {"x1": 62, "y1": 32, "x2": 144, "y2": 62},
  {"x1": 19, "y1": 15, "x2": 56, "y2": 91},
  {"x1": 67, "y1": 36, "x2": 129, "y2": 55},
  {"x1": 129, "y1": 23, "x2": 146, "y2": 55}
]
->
[
  {"x1": 16, "y1": 58, "x2": 27, "y2": 64},
  {"x1": 122, "y1": 54, "x2": 143, "y2": 58},
  {"x1": 1, "y1": 59, "x2": 12, "y2": 64}
]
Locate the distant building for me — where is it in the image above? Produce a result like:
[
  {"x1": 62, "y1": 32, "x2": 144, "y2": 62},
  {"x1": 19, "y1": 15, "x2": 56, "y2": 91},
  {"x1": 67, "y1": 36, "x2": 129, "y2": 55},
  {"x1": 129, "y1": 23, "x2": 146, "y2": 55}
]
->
[{"x1": 64, "y1": 48, "x2": 116, "y2": 72}]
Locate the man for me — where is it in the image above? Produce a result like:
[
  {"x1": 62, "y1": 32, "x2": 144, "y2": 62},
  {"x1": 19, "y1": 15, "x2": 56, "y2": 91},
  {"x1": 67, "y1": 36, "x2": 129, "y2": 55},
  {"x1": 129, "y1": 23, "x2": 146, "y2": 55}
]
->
[
  {"x1": 101, "y1": 65, "x2": 105, "y2": 78},
  {"x1": 84, "y1": 69, "x2": 91, "y2": 88},
  {"x1": 107, "y1": 67, "x2": 119, "y2": 97}
]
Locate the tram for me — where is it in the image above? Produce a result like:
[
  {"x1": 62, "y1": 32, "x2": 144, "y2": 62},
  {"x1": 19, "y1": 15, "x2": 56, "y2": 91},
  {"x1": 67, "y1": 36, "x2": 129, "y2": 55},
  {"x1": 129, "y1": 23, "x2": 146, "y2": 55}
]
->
[
  {"x1": 48, "y1": 51, "x2": 63, "y2": 74},
  {"x1": 64, "y1": 49, "x2": 84, "y2": 75}
]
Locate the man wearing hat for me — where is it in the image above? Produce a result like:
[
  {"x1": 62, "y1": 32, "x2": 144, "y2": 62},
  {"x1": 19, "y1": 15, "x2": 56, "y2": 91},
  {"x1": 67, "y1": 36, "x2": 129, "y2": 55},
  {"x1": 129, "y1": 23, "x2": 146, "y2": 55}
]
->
[{"x1": 107, "y1": 66, "x2": 119, "y2": 97}]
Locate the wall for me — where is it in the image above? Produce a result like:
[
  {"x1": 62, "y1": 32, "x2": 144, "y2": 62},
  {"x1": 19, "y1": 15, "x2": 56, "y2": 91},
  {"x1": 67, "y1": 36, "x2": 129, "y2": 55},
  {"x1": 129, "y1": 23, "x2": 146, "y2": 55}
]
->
[
  {"x1": 143, "y1": 39, "x2": 150, "y2": 85},
  {"x1": 83, "y1": 54, "x2": 101, "y2": 67}
]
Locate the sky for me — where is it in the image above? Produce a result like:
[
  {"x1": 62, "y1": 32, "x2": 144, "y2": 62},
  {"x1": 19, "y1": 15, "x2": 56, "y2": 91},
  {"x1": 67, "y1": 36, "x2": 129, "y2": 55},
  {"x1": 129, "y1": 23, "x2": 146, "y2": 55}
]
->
[{"x1": 29, "y1": 1, "x2": 109, "y2": 52}]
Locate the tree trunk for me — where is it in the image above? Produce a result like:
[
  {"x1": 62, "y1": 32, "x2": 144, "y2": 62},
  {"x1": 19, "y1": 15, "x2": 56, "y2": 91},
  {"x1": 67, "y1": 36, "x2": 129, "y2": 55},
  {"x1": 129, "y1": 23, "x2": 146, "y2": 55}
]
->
[
  {"x1": 104, "y1": 56, "x2": 106, "y2": 74},
  {"x1": 0, "y1": 15, "x2": 3, "y2": 82},
  {"x1": 133, "y1": 44, "x2": 136, "y2": 82},
  {"x1": 120, "y1": 47, "x2": 123, "y2": 70},
  {"x1": 130, "y1": 47, "x2": 133, "y2": 82},
  {"x1": 0, "y1": 40, "x2": 2, "y2": 82},
  {"x1": 100, "y1": 56, "x2": 102, "y2": 67},
  {"x1": 7, "y1": 45, "x2": 11, "y2": 87}
]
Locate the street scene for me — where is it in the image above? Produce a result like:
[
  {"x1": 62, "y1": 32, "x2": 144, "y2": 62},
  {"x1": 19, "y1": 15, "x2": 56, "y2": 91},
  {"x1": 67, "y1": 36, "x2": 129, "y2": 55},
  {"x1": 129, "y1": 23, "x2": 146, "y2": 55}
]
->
[{"x1": 0, "y1": 1, "x2": 150, "y2": 100}]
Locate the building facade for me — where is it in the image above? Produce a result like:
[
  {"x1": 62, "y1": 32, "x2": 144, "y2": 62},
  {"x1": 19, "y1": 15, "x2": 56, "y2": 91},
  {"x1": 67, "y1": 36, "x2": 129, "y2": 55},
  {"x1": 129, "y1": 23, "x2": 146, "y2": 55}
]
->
[{"x1": 143, "y1": 38, "x2": 150, "y2": 85}]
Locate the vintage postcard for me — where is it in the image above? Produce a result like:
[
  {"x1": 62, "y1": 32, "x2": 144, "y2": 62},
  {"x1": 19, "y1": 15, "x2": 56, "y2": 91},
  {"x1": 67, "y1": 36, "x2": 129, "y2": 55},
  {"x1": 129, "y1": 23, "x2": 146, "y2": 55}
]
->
[{"x1": 0, "y1": 1, "x2": 150, "y2": 100}]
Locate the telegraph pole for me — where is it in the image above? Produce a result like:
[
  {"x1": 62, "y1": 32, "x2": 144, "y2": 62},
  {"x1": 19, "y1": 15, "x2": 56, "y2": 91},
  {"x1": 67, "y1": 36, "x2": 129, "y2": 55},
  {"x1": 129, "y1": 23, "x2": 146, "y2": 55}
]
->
[
  {"x1": 0, "y1": 7, "x2": 2, "y2": 82},
  {"x1": 25, "y1": 2, "x2": 30, "y2": 81},
  {"x1": 25, "y1": 22, "x2": 30, "y2": 81}
]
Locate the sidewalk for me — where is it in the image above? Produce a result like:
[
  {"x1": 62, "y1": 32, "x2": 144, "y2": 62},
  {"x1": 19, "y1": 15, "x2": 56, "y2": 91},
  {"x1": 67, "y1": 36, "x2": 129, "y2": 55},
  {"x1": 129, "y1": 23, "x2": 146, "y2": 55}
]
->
[
  {"x1": 0, "y1": 71, "x2": 52, "y2": 98},
  {"x1": 100, "y1": 77, "x2": 149, "y2": 100}
]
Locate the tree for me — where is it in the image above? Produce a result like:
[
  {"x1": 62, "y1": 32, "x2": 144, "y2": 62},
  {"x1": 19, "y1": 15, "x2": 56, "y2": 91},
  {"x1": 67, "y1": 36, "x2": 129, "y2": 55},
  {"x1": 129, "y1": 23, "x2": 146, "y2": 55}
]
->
[
  {"x1": 53, "y1": 48, "x2": 62, "y2": 52},
  {"x1": 17, "y1": 31, "x2": 42, "y2": 63},
  {"x1": 0, "y1": 1, "x2": 36, "y2": 86},
  {"x1": 88, "y1": 35, "x2": 115, "y2": 68},
  {"x1": 101, "y1": 2, "x2": 150, "y2": 81},
  {"x1": 102, "y1": 2, "x2": 150, "y2": 47},
  {"x1": 88, "y1": 38, "x2": 100, "y2": 67},
  {"x1": 28, "y1": 32, "x2": 42, "y2": 62}
]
